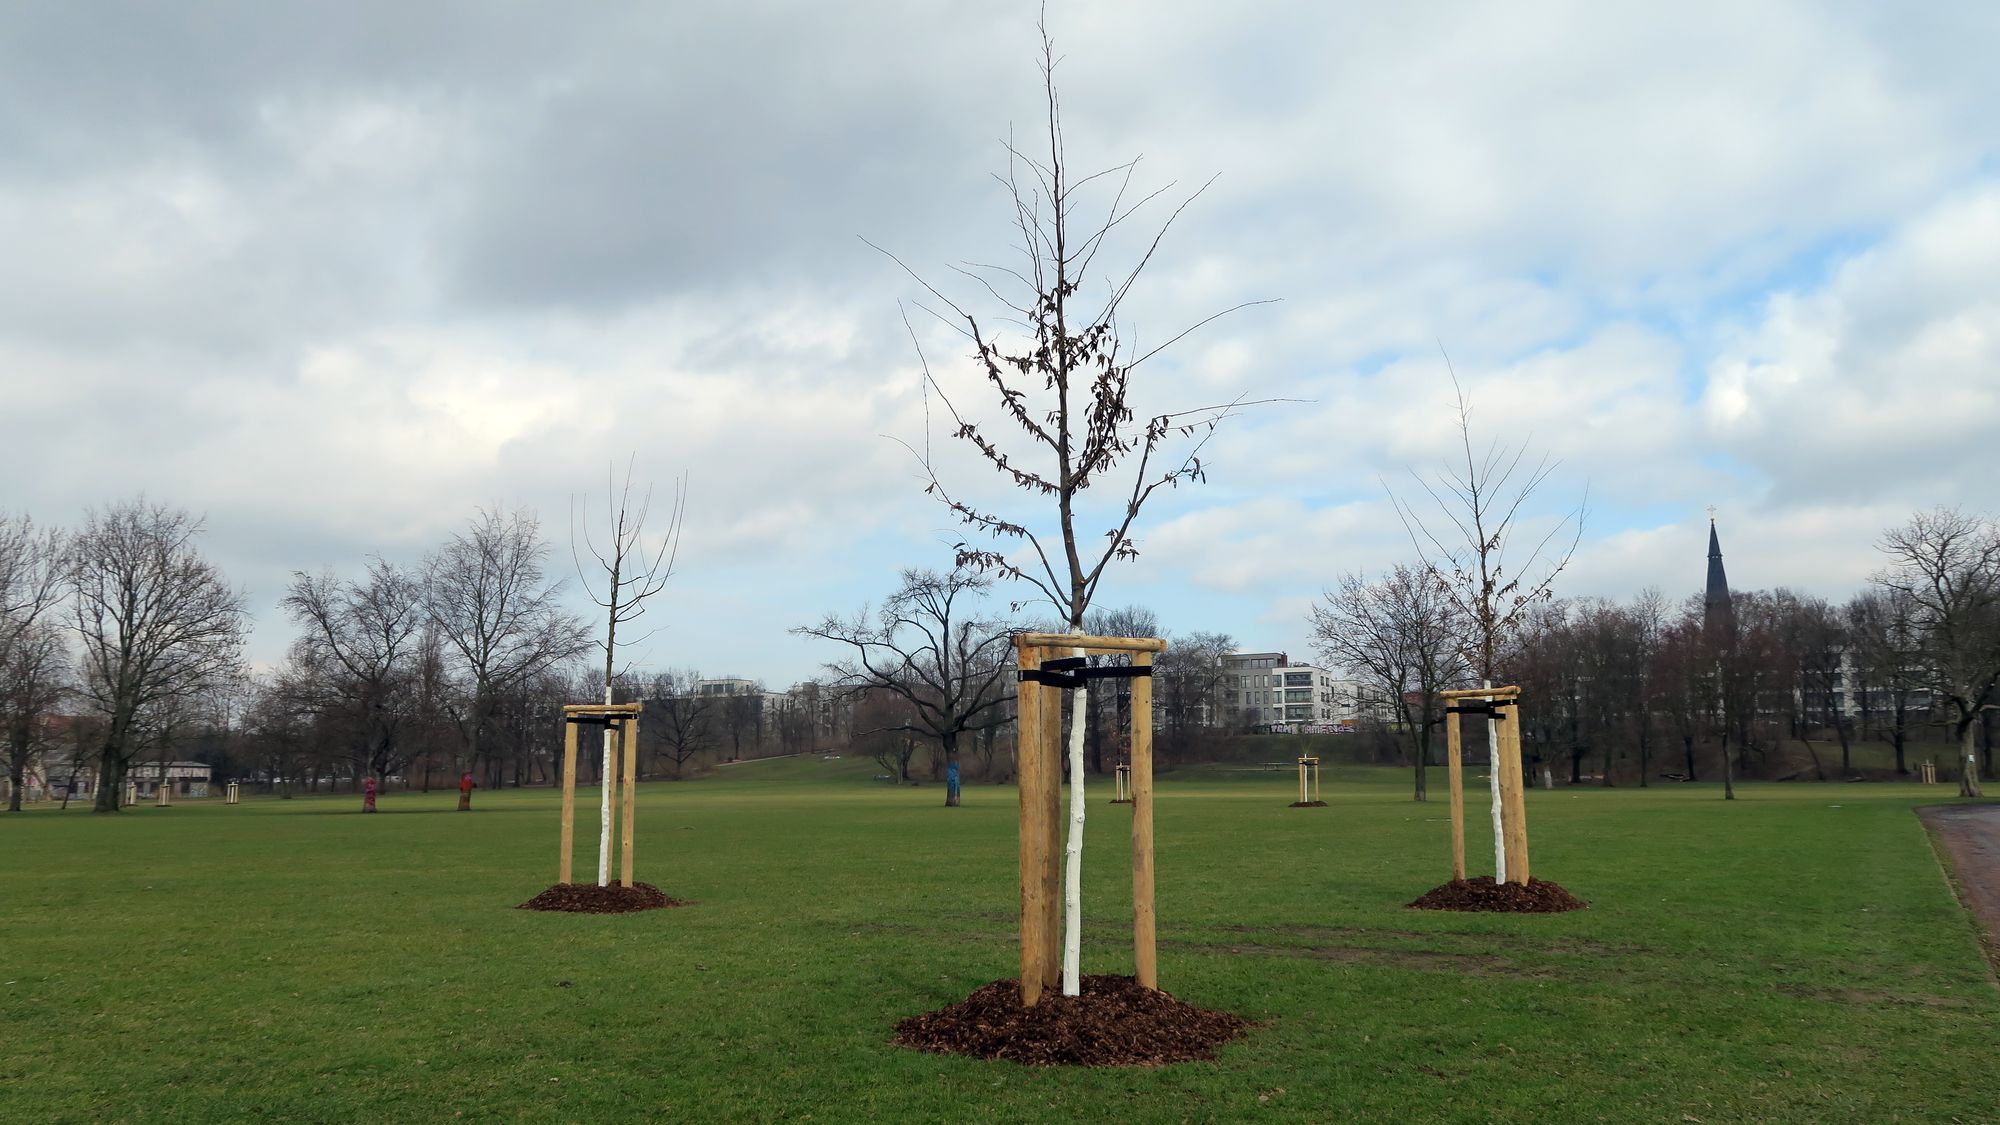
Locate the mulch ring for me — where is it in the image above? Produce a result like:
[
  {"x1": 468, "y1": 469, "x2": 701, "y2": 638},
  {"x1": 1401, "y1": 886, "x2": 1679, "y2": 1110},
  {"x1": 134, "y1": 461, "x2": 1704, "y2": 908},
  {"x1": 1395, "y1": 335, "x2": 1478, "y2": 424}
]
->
[
  {"x1": 517, "y1": 882, "x2": 687, "y2": 914},
  {"x1": 1407, "y1": 876, "x2": 1587, "y2": 914},
  {"x1": 1288, "y1": 800, "x2": 1329, "y2": 808},
  {"x1": 894, "y1": 974, "x2": 1250, "y2": 1067}
]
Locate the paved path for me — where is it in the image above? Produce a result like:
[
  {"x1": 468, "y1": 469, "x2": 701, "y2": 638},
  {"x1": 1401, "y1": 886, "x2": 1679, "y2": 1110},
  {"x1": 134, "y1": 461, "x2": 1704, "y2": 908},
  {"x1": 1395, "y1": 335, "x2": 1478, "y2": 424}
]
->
[{"x1": 1918, "y1": 803, "x2": 2000, "y2": 974}]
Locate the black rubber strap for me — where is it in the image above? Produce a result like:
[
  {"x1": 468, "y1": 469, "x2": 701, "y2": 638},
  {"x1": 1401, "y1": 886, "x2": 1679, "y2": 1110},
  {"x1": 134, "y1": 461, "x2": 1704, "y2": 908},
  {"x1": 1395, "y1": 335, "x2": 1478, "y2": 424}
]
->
[{"x1": 1018, "y1": 656, "x2": 1155, "y2": 689}]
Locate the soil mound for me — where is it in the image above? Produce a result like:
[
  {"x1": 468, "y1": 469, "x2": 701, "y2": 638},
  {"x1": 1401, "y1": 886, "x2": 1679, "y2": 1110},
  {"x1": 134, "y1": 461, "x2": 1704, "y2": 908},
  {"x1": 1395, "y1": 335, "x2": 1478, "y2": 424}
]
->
[
  {"x1": 1407, "y1": 876, "x2": 1586, "y2": 914},
  {"x1": 896, "y1": 975, "x2": 1249, "y2": 1066},
  {"x1": 517, "y1": 882, "x2": 686, "y2": 914}
]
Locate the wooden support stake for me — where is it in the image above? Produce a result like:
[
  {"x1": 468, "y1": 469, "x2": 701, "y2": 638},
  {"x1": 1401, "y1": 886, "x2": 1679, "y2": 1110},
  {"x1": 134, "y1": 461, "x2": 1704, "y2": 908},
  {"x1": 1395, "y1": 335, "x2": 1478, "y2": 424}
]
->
[
  {"x1": 1131, "y1": 650, "x2": 1157, "y2": 992},
  {"x1": 560, "y1": 719, "x2": 579, "y2": 884},
  {"x1": 619, "y1": 718, "x2": 638, "y2": 887},
  {"x1": 1503, "y1": 708, "x2": 1530, "y2": 884},
  {"x1": 1490, "y1": 693, "x2": 1517, "y2": 883},
  {"x1": 1016, "y1": 643, "x2": 1050, "y2": 1007},
  {"x1": 1446, "y1": 709, "x2": 1466, "y2": 880}
]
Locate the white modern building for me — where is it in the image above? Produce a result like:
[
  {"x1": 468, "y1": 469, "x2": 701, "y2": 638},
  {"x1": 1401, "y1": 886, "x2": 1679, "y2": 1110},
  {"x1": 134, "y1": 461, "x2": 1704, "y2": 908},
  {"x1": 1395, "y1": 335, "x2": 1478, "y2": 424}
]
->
[{"x1": 1222, "y1": 651, "x2": 1378, "y2": 730}]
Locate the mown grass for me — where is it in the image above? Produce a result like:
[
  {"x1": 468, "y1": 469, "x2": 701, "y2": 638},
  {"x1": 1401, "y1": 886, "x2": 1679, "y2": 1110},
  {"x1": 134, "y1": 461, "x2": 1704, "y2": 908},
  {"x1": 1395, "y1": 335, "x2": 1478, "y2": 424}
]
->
[{"x1": 2, "y1": 761, "x2": 1994, "y2": 1123}]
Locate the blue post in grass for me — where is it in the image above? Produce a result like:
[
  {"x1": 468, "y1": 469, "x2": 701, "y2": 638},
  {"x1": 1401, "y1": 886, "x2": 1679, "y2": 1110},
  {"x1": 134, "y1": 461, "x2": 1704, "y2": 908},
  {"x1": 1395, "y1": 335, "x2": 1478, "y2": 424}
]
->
[{"x1": 947, "y1": 760, "x2": 961, "y2": 806}]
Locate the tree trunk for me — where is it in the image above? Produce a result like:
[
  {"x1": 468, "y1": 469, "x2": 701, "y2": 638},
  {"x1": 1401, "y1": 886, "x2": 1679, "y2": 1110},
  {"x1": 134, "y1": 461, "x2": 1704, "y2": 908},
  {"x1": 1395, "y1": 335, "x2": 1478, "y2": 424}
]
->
[
  {"x1": 92, "y1": 745, "x2": 124, "y2": 813},
  {"x1": 1959, "y1": 715, "x2": 1984, "y2": 799},
  {"x1": 1721, "y1": 729, "x2": 1736, "y2": 801},
  {"x1": 1982, "y1": 710, "x2": 1995, "y2": 776},
  {"x1": 1683, "y1": 734, "x2": 1697, "y2": 781},
  {"x1": 1799, "y1": 733, "x2": 1825, "y2": 781},
  {"x1": 1062, "y1": 673, "x2": 1088, "y2": 996}
]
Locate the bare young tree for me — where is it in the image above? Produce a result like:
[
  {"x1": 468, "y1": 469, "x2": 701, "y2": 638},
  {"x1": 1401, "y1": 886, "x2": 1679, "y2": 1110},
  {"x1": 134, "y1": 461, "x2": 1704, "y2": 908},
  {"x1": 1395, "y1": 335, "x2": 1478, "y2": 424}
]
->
[
  {"x1": 1391, "y1": 371, "x2": 1585, "y2": 877},
  {"x1": 1311, "y1": 564, "x2": 1468, "y2": 801},
  {"x1": 68, "y1": 498, "x2": 247, "y2": 812},
  {"x1": 797, "y1": 568, "x2": 1015, "y2": 806},
  {"x1": 1846, "y1": 588, "x2": 1926, "y2": 775},
  {"x1": 3, "y1": 620, "x2": 68, "y2": 811},
  {"x1": 646, "y1": 669, "x2": 715, "y2": 779},
  {"x1": 1, "y1": 511, "x2": 67, "y2": 662},
  {"x1": 1, "y1": 512, "x2": 71, "y2": 812},
  {"x1": 878, "y1": 21, "x2": 1272, "y2": 996},
  {"x1": 1153, "y1": 630, "x2": 1235, "y2": 764},
  {"x1": 424, "y1": 507, "x2": 590, "y2": 807},
  {"x1": 1873, "y1": 508, "x2": 2000, "y2": 798},
  {"x1": 282, "y1": 559, "x2": 426, "y2": 789},
  {"x1": 573, "y1": 460, "x2": 686, "y2": 883}
]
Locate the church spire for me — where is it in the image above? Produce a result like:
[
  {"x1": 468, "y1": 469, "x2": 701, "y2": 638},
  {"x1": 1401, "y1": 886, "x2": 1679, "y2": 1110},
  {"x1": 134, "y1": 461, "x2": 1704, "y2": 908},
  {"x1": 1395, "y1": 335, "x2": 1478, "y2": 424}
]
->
[{"x1": 1704, "y1": 514, "x2": 1735, "y2": 647}]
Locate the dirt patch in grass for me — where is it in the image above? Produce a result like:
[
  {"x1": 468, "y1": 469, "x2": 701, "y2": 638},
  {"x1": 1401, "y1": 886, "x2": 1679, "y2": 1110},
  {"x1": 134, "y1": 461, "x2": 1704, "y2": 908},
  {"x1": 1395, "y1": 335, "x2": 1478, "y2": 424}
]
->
[
  {"x1": 1170, "y1": 938, "x2": 1544, "y2": 977},
  {"x1": 1773, "y1": 983, "x2": 1975, "y2": 1009},
  {"x1": 1407, "y1": 876, "x2": 1587, "y2": 914},
  {"x1": 1288, "y1": 800, "x2": 1329, "y2": 808},
  {"x1": 516, "y1": 882, "x2": 687, "y2": 914},
  {"x1": 894, "y1": 974, "x2": 1250, "y2": 1066},
  {"x1": 1916, "y1": 804, "x2": 2000, "y2": 977}
]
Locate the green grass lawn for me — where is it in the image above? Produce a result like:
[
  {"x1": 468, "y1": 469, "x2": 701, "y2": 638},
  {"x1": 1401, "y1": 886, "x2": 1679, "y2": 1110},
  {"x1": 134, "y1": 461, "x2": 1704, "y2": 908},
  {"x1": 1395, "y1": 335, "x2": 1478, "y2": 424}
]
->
[{"x1": 2, "y1": 763, "x2": 1994, "y2": 1123}]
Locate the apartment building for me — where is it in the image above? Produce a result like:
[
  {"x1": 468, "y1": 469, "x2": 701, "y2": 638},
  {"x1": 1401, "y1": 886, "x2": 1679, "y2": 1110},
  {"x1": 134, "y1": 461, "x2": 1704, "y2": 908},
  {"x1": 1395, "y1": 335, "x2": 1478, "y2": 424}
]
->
[{"x1": 1221, "y1": 651, "x2": 1376, "y2": 730}]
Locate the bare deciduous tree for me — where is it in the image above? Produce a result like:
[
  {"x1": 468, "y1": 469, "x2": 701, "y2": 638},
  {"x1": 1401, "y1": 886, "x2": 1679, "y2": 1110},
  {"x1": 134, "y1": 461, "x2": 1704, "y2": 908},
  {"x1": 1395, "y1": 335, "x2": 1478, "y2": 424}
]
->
[
  {"x1": 1153, "y1": 630, "x2": 1235, "y2": 764},
  {"x1": 1, "y1": 512, "x2": 70, "y2": 811},
  {"x1": 1311, "y1": 564, "x2": 1468, "y2": 801},
  {"x1": 1392, "y1": 370, "x2": 1584, "y2": 876},
  {"x1": 3, "y1": 620, "x2": 68, "y2": 811},
  {"x1": 68, "y1": 498, "x2": 247, "y2": 813},
  {"x1": 1874, "y1": 508, "x2": 2000, "y2": 798},
  {"x1": 646, "y1": 669, "x2": 715, "y2": 779},
  {"x1": 573, "y1": 460, "x2": 686, "y2": 883},
  {"x1": 424, "y1": 507, "x2": 590, "y2": 807},
  {"x1": 877, "y1": 20, "x2": 1273, "y2": 996},
  {"x1": 1846, "y1": 588, "x2": 1926, "y2": 775},
  {"x1": 282, "y1": 559, "x2": 425, "y2": 787},
  {"x1": 797, "y1": 568, "x2": 1014, "y2": 806}
]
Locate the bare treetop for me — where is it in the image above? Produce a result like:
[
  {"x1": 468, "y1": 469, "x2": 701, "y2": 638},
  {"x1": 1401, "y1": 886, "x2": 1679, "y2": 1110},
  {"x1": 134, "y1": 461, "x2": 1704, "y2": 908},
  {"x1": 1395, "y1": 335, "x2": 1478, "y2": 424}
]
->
[
  {"x1": 1392, "y1": 362, "x2": 1588, "y2": 678},
  {"x1": 871, "y1": 21, "x2": 1277, "y2": 627},
  {"x1": 573, "y1": 458, "x2": 687, "y2": 682}
]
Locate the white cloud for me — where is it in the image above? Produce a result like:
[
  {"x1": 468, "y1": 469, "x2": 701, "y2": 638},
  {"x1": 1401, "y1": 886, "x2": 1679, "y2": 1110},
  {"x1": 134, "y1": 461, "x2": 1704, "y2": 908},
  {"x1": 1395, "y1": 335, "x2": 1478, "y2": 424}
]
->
[{"x1": 1, "y1": 1, "x2": 1996, "y2": 685}]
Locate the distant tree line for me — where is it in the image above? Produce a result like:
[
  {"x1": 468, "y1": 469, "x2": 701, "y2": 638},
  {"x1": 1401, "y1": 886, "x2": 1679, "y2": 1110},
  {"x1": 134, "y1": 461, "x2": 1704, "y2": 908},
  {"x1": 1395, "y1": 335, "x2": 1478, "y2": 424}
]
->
[
  {"x1": 0, "y1": 499, "x2": 851, "y2": 811},
  {"x1": 1311, "y1": 508, "x2": 2000, "y2": 797}
]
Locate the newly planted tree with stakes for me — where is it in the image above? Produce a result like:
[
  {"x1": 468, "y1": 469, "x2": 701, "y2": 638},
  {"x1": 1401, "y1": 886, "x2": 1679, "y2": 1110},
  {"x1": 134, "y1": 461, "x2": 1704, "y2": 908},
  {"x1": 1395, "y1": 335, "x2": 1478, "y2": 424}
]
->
[
  {"x1": 573, "y1": 461, "x2": 686, "y2": 886},
  {"x1": 1391, "y1": 369, "x2": 1584, "y2": 887},
  {"x1": 876, "y1": 22, "x2": 1271, "y2": 1006}
]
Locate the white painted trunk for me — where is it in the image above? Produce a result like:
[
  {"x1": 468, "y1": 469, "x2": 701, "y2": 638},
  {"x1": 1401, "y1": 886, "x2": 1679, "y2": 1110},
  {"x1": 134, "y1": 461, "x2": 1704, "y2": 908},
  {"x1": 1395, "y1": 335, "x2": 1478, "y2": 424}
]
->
[
  {"x1": 598, "y1": 684, "x2": 614, "y2": 887},
  {"x1": 1485, "y1": 679, "x2": 1506, "y2": 884},
  {"x1": 1061, "y1": 644, "x2": 1087, "y2": 997}
]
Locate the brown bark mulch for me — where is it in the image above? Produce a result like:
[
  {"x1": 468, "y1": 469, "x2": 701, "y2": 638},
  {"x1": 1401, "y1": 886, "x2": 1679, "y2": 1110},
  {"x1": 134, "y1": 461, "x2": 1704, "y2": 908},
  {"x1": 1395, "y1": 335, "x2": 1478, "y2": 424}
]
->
[
  {"x1": 1288, "y1": 800, "x2": 1329, "y2": 808},
  {"x1": 1406, "y1": 876, "x2": 1587, "y2": 913},
  {"x1": 894, "y1": 974, "x2": 1251, "y2": 1066},
  {"x1": 517, "y1": 882, "x2": 687, "y2": 914}
]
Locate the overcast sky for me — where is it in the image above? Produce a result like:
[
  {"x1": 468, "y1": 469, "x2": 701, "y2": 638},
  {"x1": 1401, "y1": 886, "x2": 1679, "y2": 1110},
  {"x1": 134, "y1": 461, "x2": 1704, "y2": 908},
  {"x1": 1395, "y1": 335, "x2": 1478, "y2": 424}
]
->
[{"x1": 4, "y1": 2, "x2": 1997, "y2": 688}]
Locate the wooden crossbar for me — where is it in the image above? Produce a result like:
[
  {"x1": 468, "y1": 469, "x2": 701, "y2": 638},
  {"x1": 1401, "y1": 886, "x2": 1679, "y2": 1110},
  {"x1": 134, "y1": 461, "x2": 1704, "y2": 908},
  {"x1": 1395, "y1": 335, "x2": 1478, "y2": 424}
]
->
[
  {"x1": 1014, "y1": 632, "x2": 1168, "y2": 654},
  {"x1": 1438, "y1": 685, "x2": 1521, "y2": 700}
]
